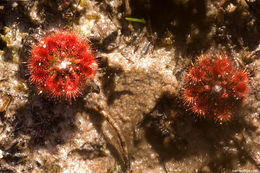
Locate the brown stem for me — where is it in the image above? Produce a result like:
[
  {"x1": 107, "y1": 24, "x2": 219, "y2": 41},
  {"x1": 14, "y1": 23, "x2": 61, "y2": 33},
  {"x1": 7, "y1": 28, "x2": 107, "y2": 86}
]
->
[
  {"x1": 124, "y1": 0, "x2": 132, "y2": 16},
  {"x1": 93, "y1": 106, "x2": 131, "y2": 173}
]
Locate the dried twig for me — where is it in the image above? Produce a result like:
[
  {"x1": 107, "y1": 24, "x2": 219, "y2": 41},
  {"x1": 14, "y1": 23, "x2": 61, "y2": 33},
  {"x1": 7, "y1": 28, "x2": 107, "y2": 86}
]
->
[
  {"x1": 124, "y1": 0, "x2": 132, "y2": 16},
  {"x1": 92, "y1": 105, "x2": 131, "y2": 173}
]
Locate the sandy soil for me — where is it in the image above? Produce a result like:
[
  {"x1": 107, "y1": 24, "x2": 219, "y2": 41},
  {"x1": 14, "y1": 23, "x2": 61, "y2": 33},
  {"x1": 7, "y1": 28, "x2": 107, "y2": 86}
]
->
[{"x1": 0, "y1": 0, "x2": 259, "y2": 172}]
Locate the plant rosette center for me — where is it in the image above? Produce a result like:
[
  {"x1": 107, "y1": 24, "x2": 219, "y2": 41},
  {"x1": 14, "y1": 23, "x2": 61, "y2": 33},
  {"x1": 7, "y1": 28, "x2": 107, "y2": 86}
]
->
[{"x1": 28, "y1": 30, "x2": 98, "y2": 101}]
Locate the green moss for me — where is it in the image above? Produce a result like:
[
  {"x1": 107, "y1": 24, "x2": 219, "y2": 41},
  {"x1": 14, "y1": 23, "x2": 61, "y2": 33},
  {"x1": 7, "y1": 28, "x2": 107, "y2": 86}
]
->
[{"x1": 0, "y1": 26, "x2": 28, "y2": 63}]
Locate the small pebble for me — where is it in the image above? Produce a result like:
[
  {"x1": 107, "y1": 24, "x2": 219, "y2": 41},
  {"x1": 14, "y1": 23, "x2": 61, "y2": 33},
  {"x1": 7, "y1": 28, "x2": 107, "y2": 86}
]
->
[{"x1": 0, "y1": 149, "x2": 3, "y2": 159}]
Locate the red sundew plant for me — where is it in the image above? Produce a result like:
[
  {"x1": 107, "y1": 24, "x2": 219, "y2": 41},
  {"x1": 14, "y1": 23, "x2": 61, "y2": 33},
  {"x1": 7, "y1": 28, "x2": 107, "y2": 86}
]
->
[
  {"x1": 28, "y1": 30, "x2": 98, "y2": 101},
  {"x1": 182, "y1": 52, "x2": 250, "y2": 122},
  {"x1": 27, "y1": 30, "x2": 132, "y2": 172}
]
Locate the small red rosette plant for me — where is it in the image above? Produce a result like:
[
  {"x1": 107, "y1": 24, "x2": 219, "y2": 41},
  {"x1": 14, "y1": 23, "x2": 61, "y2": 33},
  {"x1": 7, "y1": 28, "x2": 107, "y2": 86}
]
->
[
  {"x1": 28, "y1": 30, "x2": 98, "y2": 101},
  {"x1": 182, "y1": 52, "x2": 250, "y2": 122}
]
